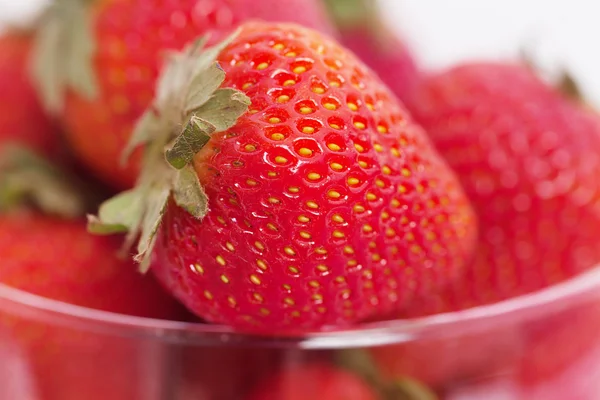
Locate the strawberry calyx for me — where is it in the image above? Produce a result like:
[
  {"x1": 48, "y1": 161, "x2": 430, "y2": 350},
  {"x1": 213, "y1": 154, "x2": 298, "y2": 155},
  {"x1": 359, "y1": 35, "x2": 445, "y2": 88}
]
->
[
  {"x1": 30, "y1": 0, "x2": 98, "y2": 113},
  {"x1": 335, "y1": 350, "x2": 438, "y2": 400},
  {"x1": 0, "y1": 143, "x2": 89, "y2": 218},
  {"x1": 87, "y1": 31, "x2": 250, "y2": 272},
  {"x1": 322, "y1": 0, "x2": 376, "y2": 30}
]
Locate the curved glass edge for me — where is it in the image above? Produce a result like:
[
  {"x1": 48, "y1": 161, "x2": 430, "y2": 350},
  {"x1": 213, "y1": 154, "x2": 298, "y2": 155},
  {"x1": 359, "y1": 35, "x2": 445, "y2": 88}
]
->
[{"x1": 1, "y1": 264, "x2": 600, "y2": 349}]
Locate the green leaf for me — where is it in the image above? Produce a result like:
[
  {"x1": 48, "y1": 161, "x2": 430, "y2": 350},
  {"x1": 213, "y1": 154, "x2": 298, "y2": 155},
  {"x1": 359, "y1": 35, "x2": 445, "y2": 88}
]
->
[
  {"x1": 185, "y1": 62, "x2": 227, "y2": 113},
  {"x1": 165, "y1": 116, "x2": 216, "y2": 169},
  {"x1": 385, "y1": 379, "x2": 438, "y2": 400},
  {"x1": 335, "y1": 349, "x2": 382, "y2": 388},
  {"x1": 195, "y1": 89, "x2": 251, "y2": 131},
  {"x1": 134, "y1": 185, "x2": 171, "y2": 272},
  {"x1": 121, "y1": 110, "x2": 162, "y2": 165},
  {"x1": 173, "y1": 165, "x2": 208, "y2": 219},
  {"x1": 87, "y1": 189, "x2": 144, "y2": 235}
]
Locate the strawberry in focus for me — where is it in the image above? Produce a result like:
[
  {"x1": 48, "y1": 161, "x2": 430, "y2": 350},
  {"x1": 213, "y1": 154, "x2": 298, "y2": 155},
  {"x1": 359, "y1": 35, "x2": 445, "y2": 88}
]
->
[
  {"x1": 0, "y1": 32, "x2": 59, "y2": 157},
  {"x1": 322, "y1": 0, "x2": 420, "y2": 103},
  {"x1": 90, "y1": 22, "x2": 476, "y2": 332},
  {"x1": 32, "y1": 0, "x2": 336, "y2": 189},
  {"x1": 246, "y1": 363, "x2": 378, "y2": 400},
  {"x1": 404, "y1": 62, "x2": 600, "y2": 314}
]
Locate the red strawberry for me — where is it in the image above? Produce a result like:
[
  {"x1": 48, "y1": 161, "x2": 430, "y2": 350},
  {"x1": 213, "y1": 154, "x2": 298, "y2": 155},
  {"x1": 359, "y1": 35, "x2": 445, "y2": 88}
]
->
[
  {"x1": 322, "y1": 0, "x2": 420, "y2": 103},
  {"x1": 404, "y1": 62, "x2": 600, "y2": 314},
  {"x1": 0, "y1": 148, "x2": 186, "y2": 400},
  {"x1": 90, "y1": 22, "x2": 476, "y2": 332},
  {"x1": 32, "y1": 0, "x2": 336, "y2": 189},
  {"x1": 246, "y1": 363, "x2": 378, "y2": 400},
  {"x1": 0, "y1": 32, "x2": 59, "y2": 157}
]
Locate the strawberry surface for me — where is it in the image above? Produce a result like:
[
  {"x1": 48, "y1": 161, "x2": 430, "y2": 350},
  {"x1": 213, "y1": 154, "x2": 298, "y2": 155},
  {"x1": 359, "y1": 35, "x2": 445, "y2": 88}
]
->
[
  {"x1": 146, "y1": 22, "x2": 476, "y2": 332},
  {"x1": 0, "y1": 32, "x2": 59, "y2": 157},
  {"x1": 246, "y1": 363, "x2": 378, "y2": 400},
  {"x1": 404, "y1": 62, "x2": 600, "y2": 314},
  {"x1": 36, "y1": 0, "x2": 336, "y2": 189}
]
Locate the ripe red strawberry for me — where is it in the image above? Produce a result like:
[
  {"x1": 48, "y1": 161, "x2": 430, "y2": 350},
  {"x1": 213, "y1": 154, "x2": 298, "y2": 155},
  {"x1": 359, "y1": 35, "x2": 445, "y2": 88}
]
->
[
  {"x1": 0, "y1": 148, "x2": 187, "y2": 400},
  {"x1": 404, "y1": 62, "x2": 600, "y2": 314},
  {"x1": 322, "y1": 0, "x2": 419, "y2": 103},
  {"x1": 32, "y1": 0, "x2": 336, "y2": 189},
  {"x1": 246, "y1": 363, "x2": 378, "y2": 400},
  {"x1": 90, "y1": 22, "x2": 476, "y2": 332},
  {"x1": 0, "y1": 32, "x2": 59, "y2": 157}
]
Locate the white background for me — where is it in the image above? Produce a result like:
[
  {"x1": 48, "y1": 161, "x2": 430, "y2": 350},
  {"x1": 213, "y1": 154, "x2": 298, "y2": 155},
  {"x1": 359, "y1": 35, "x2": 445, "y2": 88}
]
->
[{"x1": 2, "y1": 0, "x2": 599, "y2": 105}]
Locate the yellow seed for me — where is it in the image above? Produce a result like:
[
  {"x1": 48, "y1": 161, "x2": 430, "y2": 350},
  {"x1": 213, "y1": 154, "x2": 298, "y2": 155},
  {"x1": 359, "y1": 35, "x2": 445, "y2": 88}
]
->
[
  {"x1": 268, "y1": 197, "x2": 280, "y2": 204},
  {"x1": 299, "y1": 231, "x2": 312, "y2": 239},
  {"x1": 391, "y1": 148, "x2": 401, "y2": 157},
  {"x1": 221, "y1": 275, "x2": 230, "y2": 284},
  {"x1": 204, "y1": 290, "x2": 213, "y2": 300},
  {"x1": 216, "y1": 255, "x2": 226, "y2": 266},
  {"x1": 302, "y1": 126, "x2": 315, "y2": 134},
  {"x1": 344, "y1": 246, "x2": 354, "y2": 254},
  {"x1": 257, "y1": 260, "x2": 268, "y2": 271},
  {"x1": 374, "y1": 143, "x2": 384, "y2": 152},
  {"x1": 358, "y1": 160, "x2": 368, "y2": 168},
  {"x1": 381, "y1": 211, "x2": 390, "y2": 220},
  {"x1": 298, "y1": 215, "x2": 310, "y2": 223},
  {"x1": 327, "y1": 143, "x2": 341, "y2": 151},
  {"x1": 328, "y1": 190, "x2": 341, "y2": 199},
  {"x1": 193, "y1": 264, "x2": 204, "y2": 274},
  {"x1": 273, "y1": 43, "x2": 285, "y2": 50},
  {"x1": 347, "y1": 177, "x2": 360, "y2": 186},
  {"x1": 217, "y1": 216, "x2": 226, "y2": 225},
  {"x1": 254, "y1": 241, "x2": 265, "y2": 251},
  {"x1": 348, "y1": 102, "x2": 358, "y2": 111},
  {"x1": 250, "y1": 275, "x2": 262, "y2": 285},
  {"x1": 306, "y1": 201, "x2": 319, "y2": 209},
  {"x1": 312, "y1": 293, "x2": 323, "y2": 301},
  {"x1": 253, "y1": 293, "x2": 264, "y2": 303},
  {"x1": 244, "y1": 144, "x2": 256, "y2": 152},
  {"x1": 330, "y1": 123, "x2": 340, "y2": 129},
  {"x1": 260, "y1": 308, "x2": 270, "y2": 316},
  {"x1": 332, "y1": 214, "x2": 345, "y2": 223},
  {"x1": 299, "y1": 106, "x2": 314, "y2": 114},
  {"x1": 347, "y1": 260, "x2": 358, "y2": 267},
  {"x1": 316, "y1": 264, "x2": 328, "y2": 272},
  {"x1": 382, "y1": 166, "x2": 392, "y2": 175},
  {"x1": 293, "y1": 66, "x2": 306, "y2": 74},
  {"x1": 225, "y1": 242, "x2": 235, "y2": 252},
  {"x1": 315, "y1": 247, "x2": 328, "y2": 255},
  {"x1": 284, "y1": 247, "x2": 296, "y2": 256},
  {"x1": 283, "y1": 79, "x2": 296, "y2": 86},
  {"x1": 271, "y1": 133, "x2": 285, "y2": 141},
  {"x1": 354, "y1": 143, "x2": 365, "y2": 153},
  {"x1": 378, "y1": 125, "x2": 388, "y2": 133},
  {"x1": 309, "y1": 281, "x2": 320, "y2": 288},
  {"x1": 376, "y1": 179, "x2": 385, "y2": 188},
  {"x1": 277, "y1": 95, "x2": 290, "y2": 103},
  {"x1": 298, "y1": 148, "x2": 313, "y2": 157},
  {"x1": 267, "y1": 222, "x2": 278, "y2": 231},
  {"x1": 312, "y1": 86, "x2": 325, "y2": 94},
  {"x1": 405, "y1": 232, "x2": 415, "y2": 241},
  {"x1": 353, "y1": 204, "x2": 366, "y2": 213},
  {"x1": 228, "y1": 296, "x2": 236, "y2": 306},
  {"x1": 391, "y1": 198, "x2": 401, "y2": 208},
  {"x1": 249, "y1": 109, "x2": 259, "y2": 114},
  {"x1": 288, "y1": 266, "x2": 300, "y2": 274},
  {"x1": 246, "y1": 179, "x2": 258, "y2": 187},
  {"x1": 324, "y1": 102, "x2": 337, "y2": 110},
  {"x1": 366, "y1": 103, "x2": 374, "y2": 111},
  {"x1": 330, "y1": 162, "x2": 343, "y2": 171},
  {"x1": 333, "y1": 230, "x2": 345, "y2": 238},
  {"x1": 368, "y1": 241, "x2": 376, "y2": 249},
  {"x1": 286, "y1": 52, "x2": 298, "y2": 57},
  {"x1": 402, "y1": 168, "x2": 412, "y2": 177},
  {"x1": 372, "y1": 254, "x2": 381, "y2": 261},
  {"x1": 283, "y1": 284, "x2": 292, "y2": 291},
  {"x1": 335, "y1": 276, "x2": 346, "y2": 284},
  {"x1": 386, "y1": 228, "x2": 396, "y2": 237},
  {"x1": 256, "y1": 62, "x2": 269, "y2": 70},
  {"x1": 275, "y1": 156, "x2": 288, "y2": 164},
  {"x1": 363, "y1": 224, "x2": 374, "y2": 233},
  {"x1": 267, "y1": 171, "x2": 278, "y2": 177},
  {"x1": 354, "y1": 121, "x2": 366, "y2": 130},
  {"x1": 242, "y1": 82, "x2": 253, "y2": 90},
  {"x1": 307, "y1": 172, "x2": 321, "y2": 181},
  {"x1": 288, "y1": 186, "x2": 300, "y2": 193},
  {"x1": 269, "y1": 117, "x2": 281, "y2": 124},
  {"x1": 398, "y1": 185, "x2": 407, "y2": 193},
  {"x1": 330, "y1": 81, "x2": 341, "y2": 87},
  {"x1": 284, "y1": 297, "x2": 295, "y2": 306},
  {"x1": 366, "y1": 192, "x2": 377, "y2": 201}
]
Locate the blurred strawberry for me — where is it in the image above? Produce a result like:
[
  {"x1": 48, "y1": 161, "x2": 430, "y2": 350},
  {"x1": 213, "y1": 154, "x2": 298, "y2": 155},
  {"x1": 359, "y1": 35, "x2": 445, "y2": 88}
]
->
[
  {"x1": 0, "y1": 31, "x2": 59, "y2": 157},
  {"x1": 246, "y1": 363, "x2": 378, "y2": 400},
  {"x1": 0, "y1": 145, "x2": 187, "y2": 400},
  {"x1": 89, "y1": 22, "x2": 476, "y2": 333},
  {"x1": 322, "y1": 0, "x2": 420, "y2": 103},
  {"x1": 31, "y1": 0, "x2": 336, "y2": 189}
]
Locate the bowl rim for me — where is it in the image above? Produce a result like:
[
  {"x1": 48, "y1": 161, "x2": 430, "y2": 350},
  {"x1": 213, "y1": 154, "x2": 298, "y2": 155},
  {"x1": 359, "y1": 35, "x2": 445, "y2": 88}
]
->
[{"x1": 2, "y1": 264, "x2": 599, "y2": 349}]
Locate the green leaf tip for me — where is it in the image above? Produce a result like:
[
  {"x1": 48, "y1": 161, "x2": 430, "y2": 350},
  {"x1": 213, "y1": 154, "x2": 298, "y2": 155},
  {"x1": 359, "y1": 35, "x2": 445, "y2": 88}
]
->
[
  {"x1": 31, "y1": 0, "x2": 99, "y2": 114},
  {"x1": 90, "y1": 30, "x2": 249, "y2": 270}
]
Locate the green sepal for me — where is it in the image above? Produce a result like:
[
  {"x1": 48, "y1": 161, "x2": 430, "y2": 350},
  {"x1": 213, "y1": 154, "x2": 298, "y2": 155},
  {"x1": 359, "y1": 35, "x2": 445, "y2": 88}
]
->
[
  {"x1": 165, "y1": 116, "x2": 216, "y2": 170},
  {"x1": 87, "y1": 189, "x2": 144, "y2": 235},
  {"x1": 384, "y1": 378, "x2": 439, "y2": 400},
  {"x1": 173, "y1": 165, "x2": 208, "y2": 219}
]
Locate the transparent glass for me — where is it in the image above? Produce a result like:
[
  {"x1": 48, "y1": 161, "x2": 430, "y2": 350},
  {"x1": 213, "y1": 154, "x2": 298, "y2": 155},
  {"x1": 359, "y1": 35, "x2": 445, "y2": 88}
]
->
[{"x1": 1, "y1": 265, "x2": 600, "y2": 400}]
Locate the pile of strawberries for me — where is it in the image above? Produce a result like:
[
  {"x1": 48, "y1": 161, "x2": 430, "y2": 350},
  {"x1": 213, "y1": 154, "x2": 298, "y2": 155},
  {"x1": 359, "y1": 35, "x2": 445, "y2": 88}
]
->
[{"x1": 1, "y1": 0, "x2": 600, "y2": 399}]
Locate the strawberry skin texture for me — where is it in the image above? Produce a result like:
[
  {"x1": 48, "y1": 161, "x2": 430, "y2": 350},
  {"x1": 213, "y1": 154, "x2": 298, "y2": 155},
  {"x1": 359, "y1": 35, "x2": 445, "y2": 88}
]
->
[
  {"x1": 246, "y1": 363, "x2": 378, "y2": 400},
  {"x1": 404, "y1": 63, "x2": 600, "y2": 313},
  {"x1": 0, "y1": 211, "x2": 186, "y2": 400},
  {"x1": 150, "y1": 22, "x2": 476, "y2": 332},
  {"x1": 60, "y1": 0, "x2": 336, "y2": 189},
  {"x1": 0, "y1": 33, "x2": 59, "y2": 157}
]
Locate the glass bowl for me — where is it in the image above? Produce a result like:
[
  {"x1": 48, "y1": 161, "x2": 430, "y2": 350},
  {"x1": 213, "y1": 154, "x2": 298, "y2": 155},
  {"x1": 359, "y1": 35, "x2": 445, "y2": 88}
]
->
[{"x1": 1, "y1": 263, "x2": 600, "y2": 400}]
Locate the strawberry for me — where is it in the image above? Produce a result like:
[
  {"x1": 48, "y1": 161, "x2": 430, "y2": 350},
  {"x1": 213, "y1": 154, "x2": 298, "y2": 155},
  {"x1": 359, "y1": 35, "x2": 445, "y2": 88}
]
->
[
  {"x1": 404, "y1": 62, "x2": 600, "y2": 313},
  {"x1": 0, "y1": 32, "x2": 59, "y2": 157},
  {"x1": 0, "y1": 147, "x2": 186, "y2": 400},
  {"x1": 246, "y1": 363, "x2": 378, "y2": 400},
  {"x1": 322, "y1": 0, "x2": 420, "y2": 103},
  {"x1": 89, "y1": 22, "x2": 476, "y2": 332},
  {"x1": 32, "y1": 0, "x2": 336, "y2": 189}
]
